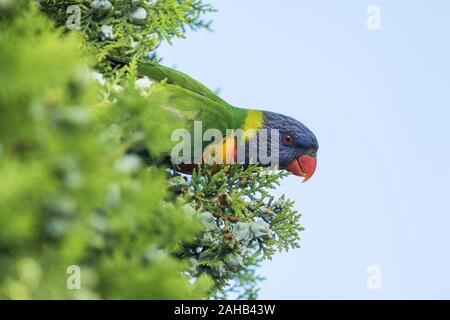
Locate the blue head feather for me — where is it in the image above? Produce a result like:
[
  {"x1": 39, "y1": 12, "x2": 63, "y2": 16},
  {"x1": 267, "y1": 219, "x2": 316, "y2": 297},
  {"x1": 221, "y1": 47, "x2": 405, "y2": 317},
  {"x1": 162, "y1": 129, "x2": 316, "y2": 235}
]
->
[{"x1": 261, "y1": 111, "x2": 319, "y2": 167}]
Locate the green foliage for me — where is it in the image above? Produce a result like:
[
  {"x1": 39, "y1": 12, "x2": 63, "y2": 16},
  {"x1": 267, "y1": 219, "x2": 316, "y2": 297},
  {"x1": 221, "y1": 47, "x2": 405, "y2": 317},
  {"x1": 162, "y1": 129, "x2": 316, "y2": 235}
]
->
[
  {"x1": 171, "y1": 166, "x2": 303, "y2": 299},
  {"x1": 0, "y1": 3, "x2": 210, "y2": 299},
  {"x1": 0, "y1": 0, "x2": 304, "y2": 300},
  {"x1": 38, "y1": 0, "x2": 215, "y2": 72}
]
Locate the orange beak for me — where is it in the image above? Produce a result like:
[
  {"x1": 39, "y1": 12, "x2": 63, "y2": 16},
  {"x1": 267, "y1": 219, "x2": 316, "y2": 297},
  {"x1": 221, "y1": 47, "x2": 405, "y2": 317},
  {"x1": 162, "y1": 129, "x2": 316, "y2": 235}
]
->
[{"x1": 286, "y1": 155, "x2": 317, "y2": 182}]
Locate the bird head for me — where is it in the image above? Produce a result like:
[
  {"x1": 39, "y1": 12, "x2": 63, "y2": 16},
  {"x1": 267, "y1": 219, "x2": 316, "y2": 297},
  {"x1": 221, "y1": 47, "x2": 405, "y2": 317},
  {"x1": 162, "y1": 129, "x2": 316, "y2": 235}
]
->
[{"x1": 262, "y1": 111, "x2": 319, "y2": 182}]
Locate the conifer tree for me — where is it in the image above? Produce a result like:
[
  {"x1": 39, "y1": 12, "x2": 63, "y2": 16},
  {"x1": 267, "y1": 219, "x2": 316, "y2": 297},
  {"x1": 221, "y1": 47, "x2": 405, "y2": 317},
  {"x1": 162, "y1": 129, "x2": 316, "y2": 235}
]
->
[{"x1": 0, "y1": 0, "x2": 304, "y2": 299}]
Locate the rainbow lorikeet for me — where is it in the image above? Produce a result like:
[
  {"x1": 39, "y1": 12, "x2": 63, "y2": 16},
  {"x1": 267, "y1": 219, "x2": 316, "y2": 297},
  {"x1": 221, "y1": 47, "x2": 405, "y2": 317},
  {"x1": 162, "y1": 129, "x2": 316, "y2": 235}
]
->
[{"x1": 113, "y1": 58, "x2": 319, "y2": 182}]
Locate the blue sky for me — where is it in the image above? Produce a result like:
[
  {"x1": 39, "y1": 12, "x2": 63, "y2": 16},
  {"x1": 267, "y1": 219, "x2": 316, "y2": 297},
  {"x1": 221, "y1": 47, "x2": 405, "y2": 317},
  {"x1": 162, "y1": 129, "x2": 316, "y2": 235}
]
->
[{"x1": 158, "y1": 0, "x2": 450, "y2": 299}]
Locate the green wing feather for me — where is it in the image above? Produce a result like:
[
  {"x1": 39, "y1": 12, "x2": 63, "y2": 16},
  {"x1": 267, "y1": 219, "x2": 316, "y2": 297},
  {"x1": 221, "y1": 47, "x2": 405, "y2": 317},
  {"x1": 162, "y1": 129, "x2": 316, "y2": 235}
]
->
[
  {"x1": 138, "y1": 62, "x2": 231, "y2": 107},
  {"x1": 138, "y1": 62, "x2": 248, "y2": 149},
  {"x1": 149, "y1": 83, "x2": 239, "y2": 133}
]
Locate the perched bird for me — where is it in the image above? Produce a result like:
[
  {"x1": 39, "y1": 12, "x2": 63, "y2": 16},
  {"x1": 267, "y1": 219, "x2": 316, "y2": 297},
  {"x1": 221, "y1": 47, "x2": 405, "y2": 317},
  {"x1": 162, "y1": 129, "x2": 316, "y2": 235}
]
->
[{"x1": 110, "y1": 57, "x2": 319, "y2": 182}]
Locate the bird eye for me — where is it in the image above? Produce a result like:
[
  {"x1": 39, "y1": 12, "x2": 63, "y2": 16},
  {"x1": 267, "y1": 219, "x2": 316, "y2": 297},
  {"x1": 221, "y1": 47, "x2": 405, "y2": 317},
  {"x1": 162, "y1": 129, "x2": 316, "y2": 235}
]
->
[{"x1": 282, "y1": 134, "x2": 294, "y2": 146}]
